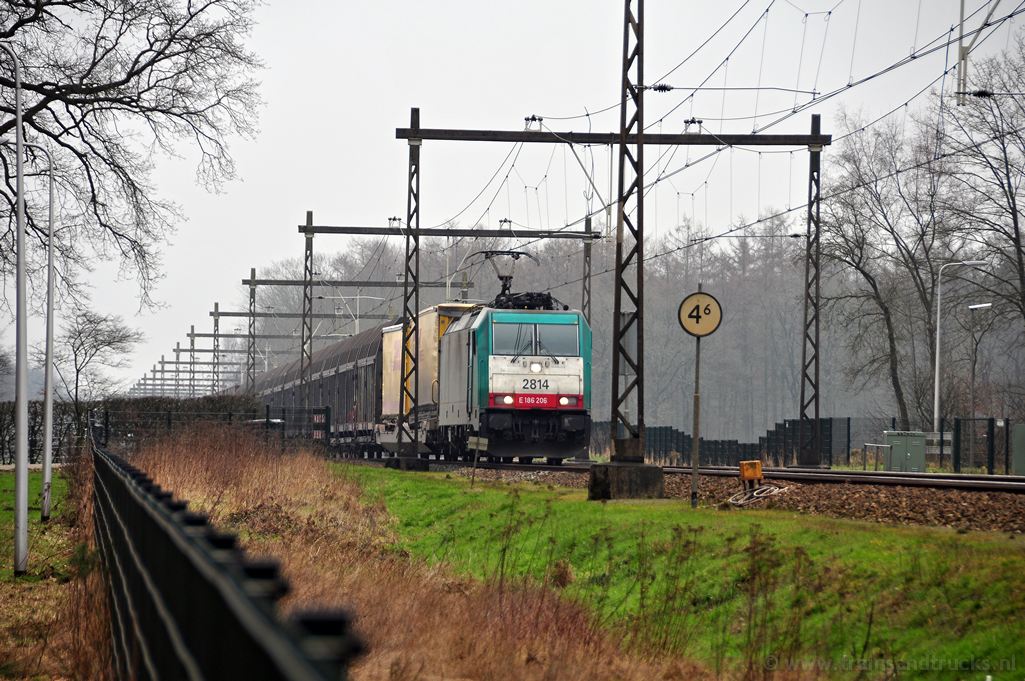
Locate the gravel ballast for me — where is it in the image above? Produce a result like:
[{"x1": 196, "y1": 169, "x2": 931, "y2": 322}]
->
[{"x1": 441, "y1": 465, "x2": 1025, "y2": 534}]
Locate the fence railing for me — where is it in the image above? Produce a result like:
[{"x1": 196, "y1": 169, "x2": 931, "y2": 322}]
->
[
  {"x1": 90, "y1": 420, "x2": 362, "y2": 680},
  {"x1": 96, "y1": 406, "x2": 1019, "y2": 475}
]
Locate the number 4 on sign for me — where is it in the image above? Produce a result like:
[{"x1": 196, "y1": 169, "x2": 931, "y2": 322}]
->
[{"x1": 678, "y1": 291, "x2": 722, "y2": 338}]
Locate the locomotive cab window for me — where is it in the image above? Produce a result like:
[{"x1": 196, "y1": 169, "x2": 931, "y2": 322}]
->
[
  {"x1": 492, "y1": 323, "x2": 535, "y2": 356},
  {"x1": 537, "y1": 323, "x2": 578, "y2": 357}
]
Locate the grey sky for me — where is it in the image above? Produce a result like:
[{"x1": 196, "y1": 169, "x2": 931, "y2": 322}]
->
[{"x1": 2, "y1": 0, "x2": 1017, "y2": 388}]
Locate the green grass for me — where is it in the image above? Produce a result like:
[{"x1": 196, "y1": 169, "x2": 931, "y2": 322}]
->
[
  {"x1": 339, "y1": 465, "x2": 1025, "y2": 678},
  {"x1": 0, "y1": 470, "x2": 70, "y2": 580}
]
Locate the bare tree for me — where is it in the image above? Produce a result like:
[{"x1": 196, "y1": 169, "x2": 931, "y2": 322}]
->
[
  {"x1": 0, "y1": 0, "x2": 261, "y2": 306},
  {"x1": 822, "y1": 111, "x2": 971, "y2": 428},
  {"x1": 52, "y1": 310, "x2": 142, "y2": 432},
  {"x1": 941, "y1": 38, "x2": 1025, "y2": 337}
]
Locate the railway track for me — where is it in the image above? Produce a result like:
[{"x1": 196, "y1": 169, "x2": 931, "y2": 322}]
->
[{"x1": 415, "y1": 458, "x2": 1025, "y2": 494}]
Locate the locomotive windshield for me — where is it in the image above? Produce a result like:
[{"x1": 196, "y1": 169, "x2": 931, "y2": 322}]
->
[
  {"x1": 537, "y1": 324, "x2": 578, "y2": 356},
  {"x1": 492, "y1": 321, "x2": 579, "y2": 356},
  {"x1": 492, "y1": 323, "x2": 535, "y2": 356}
]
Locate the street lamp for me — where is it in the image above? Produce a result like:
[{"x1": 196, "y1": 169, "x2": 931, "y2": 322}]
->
[
  {"x1": 932, "y1": 260, "x2": 988, "y2": 434},
  {"x1": 2, "y1": 140, "x2": 55, "y2": 520},
  {"x1": 25, "y1": 143, "x2": 55, "y2": 521},
  {"x1": 1, "y1": 40, "x2": 28, "y2": 575}
]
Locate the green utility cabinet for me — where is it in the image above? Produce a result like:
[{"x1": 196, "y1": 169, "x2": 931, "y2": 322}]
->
[
  {"x1": 883, "y1": 431, "x2": 926, "y2": 473},
  {"x1": 1013, "y1": 424, "x2": 1025, "y2": 476}
]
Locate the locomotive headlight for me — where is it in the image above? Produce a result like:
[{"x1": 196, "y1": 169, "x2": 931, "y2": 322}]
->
[
  {"x1": 559, "y1": 396, "x2": 569, "y2": 406},
  {"x1": 529, "y1": 362, "x2": 543, "y2": 373},
  {"x1": 502, "y1": 395, "x2": 514, "y2": 405},
  {"x1": 559, "y1": 396, "x2": 578, "y2": 406}
]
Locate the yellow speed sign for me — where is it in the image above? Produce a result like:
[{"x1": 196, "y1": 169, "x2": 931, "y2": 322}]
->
[{"x1": 678, "y1": 291, "x2": 723, "y2": 337}]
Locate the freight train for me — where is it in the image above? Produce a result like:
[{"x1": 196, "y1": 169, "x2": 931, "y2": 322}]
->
[{"x1": 255, "y1": 292, "x2": 592, "y2": 462}]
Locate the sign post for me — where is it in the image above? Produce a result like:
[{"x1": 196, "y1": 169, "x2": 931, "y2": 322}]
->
[
  {"x1": 678, "y1": 284, "x2": 723, "y2": 509},
  {"x1": 467, "y1": 435, "x2": 488, "y2": 488}
]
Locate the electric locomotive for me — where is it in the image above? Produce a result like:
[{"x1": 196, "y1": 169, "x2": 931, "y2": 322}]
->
[{"x1": 256, "y1": 252, "x2": 592, "y2": 462}]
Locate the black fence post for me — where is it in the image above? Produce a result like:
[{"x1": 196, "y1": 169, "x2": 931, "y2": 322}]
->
[
  {"x1": 782, "y1": 423, "x2": 789, "y2": 465},
  {"x1": 103, "y1": 409, "x2": 110, "y2": 446},
  {"x1": 265, "y1": 404, "x2": 271, "y2": 429},
  {"x1": 846, "y1": 416, "x2": 852, "y2": 465},
  {"x1": 953, "y1": 418, "x2": 962, "y2": 473},
  {"x1": 939, "y1": 417, "x2": 945, "y2": 469},
  {"x1": 826, "y1": 418, "x2": 833, "y2": 468},
  {"x1": 987, "y1": 417, "x2": 996, "y2": 475},
  {"x1": 281, "y1": 407, "x2": 287, "y2": 450},
  {"x1": 1006, "y1": 417, "x2": 1012, "y2": 475},
  {"x1": 891, "y1": 416, "x2": 897, "y2": 430}
]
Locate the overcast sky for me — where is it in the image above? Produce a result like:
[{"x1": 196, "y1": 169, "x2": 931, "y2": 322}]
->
[{"x1": 2, "y1": 0, "x2": 1018, "y2": 389}]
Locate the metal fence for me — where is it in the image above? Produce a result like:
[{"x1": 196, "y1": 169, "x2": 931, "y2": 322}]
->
[
  {"x1": 946, "y1": 416, "x2": 1015, "y2": 474},
  {"x1": 591, "y1": 421, "x2": 761, "y2": 466},
  {"x1": 0, "y1": 400, "x2": 79, "y2": 465},
  {"x1": 90, "y1": 421, "x2": 362, "y2": 680},
  {"x1": 98, "y1": 406, "x2": 331, "y2": 455}
]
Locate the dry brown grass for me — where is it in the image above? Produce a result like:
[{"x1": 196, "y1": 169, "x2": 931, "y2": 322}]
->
[
  {"x1": 135, "y1": 427, "x2": 711, "y2": 681},
  {"x1": 0, "y1": 447, "x2": 113, "y2": 681}
]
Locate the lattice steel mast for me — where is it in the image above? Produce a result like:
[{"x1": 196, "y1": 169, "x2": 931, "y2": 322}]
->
[
  {"x1": 397, "y1": 108, "x2": 422, "y2": 459},
  {"x1": 609, "y1": 0, "x2": 646, "y2": 462},
  {"x1": 798, "y1": 114, "x2": 823, "y2": 466}
]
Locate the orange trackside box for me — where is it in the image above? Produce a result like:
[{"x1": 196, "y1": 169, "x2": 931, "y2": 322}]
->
[{"x1": 739, "y1": 460, "x2": 763, "y2": 481}]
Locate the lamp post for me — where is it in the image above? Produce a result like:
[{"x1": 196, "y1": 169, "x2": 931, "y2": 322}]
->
[
  {"x1": 0, "y1": 139, "x2": 52, "y2": 520},
  {"x1": 25, "y1": 143, "x2": 54, "y2": 521},
  {"x1": 967, "y1": 302, "x2": 992, "y2": 467},
  {"x1": 1, "y1": 40, "x2": 28, "y2": 574},
  {"x1": 932, "y1": 260, "x2": 988, "y2": 435}
]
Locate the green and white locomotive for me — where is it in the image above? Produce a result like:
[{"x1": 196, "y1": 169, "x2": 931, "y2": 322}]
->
[{"x1": 257, "y1": 282, "x2": 592, "y2": 462}]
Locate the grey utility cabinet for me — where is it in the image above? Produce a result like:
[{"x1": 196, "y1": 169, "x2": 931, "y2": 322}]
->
[
  {"x1": 883, "y1": 431, "x2": 926, "y2": 473},
  {"x1": 1013, "y1": 424, "x2": 1025, "y2": 476}
]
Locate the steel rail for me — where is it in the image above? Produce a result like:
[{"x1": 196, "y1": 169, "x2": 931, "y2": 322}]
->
[{"x1": 377, "y1": 458, "x2": 1025, "y2": 494}]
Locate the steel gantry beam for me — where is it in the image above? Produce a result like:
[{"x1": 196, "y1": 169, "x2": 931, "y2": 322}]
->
[
  {"x1": 296, "y1": 225, "x2": 601, "y2": 240},
  {"x1": 300, "y1": 211, "x2": 315, "y2": 409},
  {"x1": 241, "y1": 277, "x2": 465, "y2": 288},
  {"x1": 212, "y1": 311, "x2": 388, "y2": 320},
  {"x1": 189, "y1": 333, "x2": 334, "y2": 341},
  {"x1": 187, "y1": 348, "x2": 300, "y2": 355},
  {"x1": 394, "y1": 128, "x2": 832, "y2": 147},
  {"x1": 160, "y1": 360, "x2": 242, "y2": 366},
  {"x1": 799, "y1": 114, "x2": 824, "y2": 466},
  {"x1": 154, "y1": 369, "x2": 239, "y2": 376}
]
